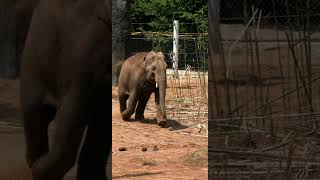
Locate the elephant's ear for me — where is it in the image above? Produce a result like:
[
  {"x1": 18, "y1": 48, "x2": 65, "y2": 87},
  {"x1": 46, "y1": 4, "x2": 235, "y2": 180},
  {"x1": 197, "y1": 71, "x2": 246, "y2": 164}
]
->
[{"x1": 157, "y1": 52, "x2": 165, "y2": 59}]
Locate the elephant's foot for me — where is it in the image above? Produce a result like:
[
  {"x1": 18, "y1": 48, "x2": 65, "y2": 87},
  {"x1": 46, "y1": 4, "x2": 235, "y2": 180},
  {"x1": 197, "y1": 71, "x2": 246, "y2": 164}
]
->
[
  {"x1": 121, "y1": 108, "x2": 135, "y2": 121},
  {"x1": 157, "y1": 119, "x2": 167, "y2": 127},
  {"x1": 25, "y1": 153, "x2": 34, "y2": 168},
  {"x1": 121, "y1": 113, "x2": 131, "y2": 121},
  {"x1": 135, "y1": 114, "x2": 144, "y2": 120},
  {"x1": 156, "y1": 113, "x2": 166, "y2": 126}
]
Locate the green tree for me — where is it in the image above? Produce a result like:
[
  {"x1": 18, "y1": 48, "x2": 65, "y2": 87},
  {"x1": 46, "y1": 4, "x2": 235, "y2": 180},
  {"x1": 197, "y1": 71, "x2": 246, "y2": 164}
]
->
[{"x1": 130, "y1": 0, "x2": 208, "y2": 33}]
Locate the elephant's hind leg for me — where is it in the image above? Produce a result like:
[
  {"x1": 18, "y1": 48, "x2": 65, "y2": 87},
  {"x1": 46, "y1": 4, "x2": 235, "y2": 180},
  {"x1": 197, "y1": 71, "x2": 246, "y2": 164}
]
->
[{"x1": 135, "y1": 91, "x2": 152, "y2": 120}]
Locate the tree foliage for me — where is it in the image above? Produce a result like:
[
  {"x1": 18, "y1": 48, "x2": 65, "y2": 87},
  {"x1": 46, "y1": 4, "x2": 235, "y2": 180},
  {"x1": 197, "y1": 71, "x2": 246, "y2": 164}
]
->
[{"x1": 130, "y1": 0, "x2": 208, "y2": 33}]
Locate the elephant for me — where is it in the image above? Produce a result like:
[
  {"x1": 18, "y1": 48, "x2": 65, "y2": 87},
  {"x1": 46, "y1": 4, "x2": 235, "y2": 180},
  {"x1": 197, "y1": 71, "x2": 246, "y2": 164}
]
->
[
  {"x1": 20, "y1": 0, "x2": 111, "y2": 179},
  {"x1": 117, "y1": 51, "x2": 167, "y2": 126}
]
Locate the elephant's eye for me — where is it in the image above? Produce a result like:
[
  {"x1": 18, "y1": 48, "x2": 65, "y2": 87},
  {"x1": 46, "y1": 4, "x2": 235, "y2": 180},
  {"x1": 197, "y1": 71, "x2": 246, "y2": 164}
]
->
[{"x1": 151, "y1": 66, "x2": 156, "y2": 71}]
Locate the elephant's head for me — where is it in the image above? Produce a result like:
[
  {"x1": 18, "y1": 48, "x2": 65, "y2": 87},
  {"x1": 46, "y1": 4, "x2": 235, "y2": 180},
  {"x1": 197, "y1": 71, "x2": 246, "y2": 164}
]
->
[{"x1": 143, "y1": 51, "x2": 167, "y2": 122}]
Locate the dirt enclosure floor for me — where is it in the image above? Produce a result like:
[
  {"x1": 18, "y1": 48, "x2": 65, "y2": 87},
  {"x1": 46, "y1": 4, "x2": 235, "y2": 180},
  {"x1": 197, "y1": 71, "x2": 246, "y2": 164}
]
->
[
  {"x1": 0, "y1": 78, "x2": 208, "y2": 179},
  {"x1": 112, "y1": 86, "x2": 208, "y2": 179}
]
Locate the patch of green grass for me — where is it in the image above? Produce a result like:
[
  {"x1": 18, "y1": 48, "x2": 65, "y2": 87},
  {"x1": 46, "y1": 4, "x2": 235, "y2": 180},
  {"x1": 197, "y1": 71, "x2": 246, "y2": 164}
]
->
[{"x1": 183, "y1": 148, "x2": 208, "y2": 167}]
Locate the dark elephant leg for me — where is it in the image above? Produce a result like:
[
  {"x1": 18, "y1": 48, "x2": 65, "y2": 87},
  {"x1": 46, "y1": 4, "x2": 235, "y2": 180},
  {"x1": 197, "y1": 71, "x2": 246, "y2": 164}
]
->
[
  {"x1": 119, "y1": 94, "x2": 129, "y2": 114},
  {"x1": 23, "y1": 103, "x2": 56, "y2": 167},
  {"x1": 20, "y1": 77, "x2": 56, "y2": 168},
  {"x1": 135, "y1": 91, "x2": 152, "y2": 120},
  {"x1": 20, "y1": 0, "x2": 59, "y2": 169},
  {"x1": 121, "y1": 89, "x2": 139, "y2": 120},
  {"x1": 31, "y1": 90, "x2": 87, "y2": 180},
  {"x1": 77, "y1": 118, "x2": 111, "y2": 180}
]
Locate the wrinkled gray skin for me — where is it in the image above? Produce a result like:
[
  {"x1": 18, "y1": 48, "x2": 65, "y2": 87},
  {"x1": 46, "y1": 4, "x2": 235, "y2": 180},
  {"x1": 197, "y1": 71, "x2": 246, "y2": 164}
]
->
[
  {"x1": 118, "y1": 51, "x2": 167, "y2": 126},
  {"x1": 20, "y1": 0, "x2": 111, "y2": 179}
]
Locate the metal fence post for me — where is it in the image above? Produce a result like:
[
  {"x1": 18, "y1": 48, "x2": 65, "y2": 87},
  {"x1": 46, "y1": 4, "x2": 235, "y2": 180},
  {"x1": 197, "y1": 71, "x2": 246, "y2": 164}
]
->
[{"x1": 173, "y1": 20, "x2": 179, "y2": 79}]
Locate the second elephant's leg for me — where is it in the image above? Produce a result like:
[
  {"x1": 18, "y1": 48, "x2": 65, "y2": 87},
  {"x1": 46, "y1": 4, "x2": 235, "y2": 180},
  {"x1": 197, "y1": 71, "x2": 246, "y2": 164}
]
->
[
  {"x1": 31, "y1": 90, "x2": 87, "y2": 180},
  {"x1": 20, "y1": 78, "x2": 56, "y2": 168},
  {"x1": 135, "y1": 91, "x2": 152, "y2": 120},
  {"x1": 121, "y1": 89, "x2": 139, "y2": 120},
  {"x1": 22, "y1": 103, "x2": 56, "y2": 168}
]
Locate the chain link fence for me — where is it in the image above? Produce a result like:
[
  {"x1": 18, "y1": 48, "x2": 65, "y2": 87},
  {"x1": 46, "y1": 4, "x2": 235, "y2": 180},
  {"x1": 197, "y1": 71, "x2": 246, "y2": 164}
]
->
[
  {"x1": 125, "y1": 22, "x2": 208, "y2": 132},
  {"x1": 210, "y1": 0, "x2": 320, "y2": 179}
]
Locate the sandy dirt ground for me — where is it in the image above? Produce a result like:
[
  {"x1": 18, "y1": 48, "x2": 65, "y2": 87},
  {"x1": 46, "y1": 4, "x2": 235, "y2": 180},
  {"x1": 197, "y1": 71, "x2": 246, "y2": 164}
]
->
[{"x1": 112, "y1": 86, "x2": 208, "y2": 180}]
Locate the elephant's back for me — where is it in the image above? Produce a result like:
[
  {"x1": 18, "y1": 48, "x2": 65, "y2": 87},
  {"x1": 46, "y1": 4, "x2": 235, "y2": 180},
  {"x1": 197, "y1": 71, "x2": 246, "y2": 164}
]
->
[{"x1": 125, "y1": 52, "x2": 148, "y2": 64}]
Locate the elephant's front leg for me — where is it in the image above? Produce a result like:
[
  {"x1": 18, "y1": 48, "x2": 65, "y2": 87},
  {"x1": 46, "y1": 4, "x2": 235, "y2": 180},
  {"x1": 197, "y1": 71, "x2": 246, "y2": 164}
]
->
[
  {"x1": 121, "y1": 89, "x2": 139, "y2": 121},
  {"x1": 135, "y1": 91, "x2": 152, "y2": 120}
]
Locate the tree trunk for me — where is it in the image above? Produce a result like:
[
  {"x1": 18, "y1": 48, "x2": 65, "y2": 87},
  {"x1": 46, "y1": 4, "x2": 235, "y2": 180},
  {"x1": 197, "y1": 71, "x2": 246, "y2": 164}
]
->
[
  {"x1": 0, "y1": 0, "x2": 38, "y2": 79},
  {"x1": 112, "y1": 0, "x2": 131, "y2": 85},
  {"x1": 12, "y1": 0, "x2": 39, "y2": 78},
  {"x1": 208, "y1": 0, "x2": 222, "y2": 121},
  {"x1": 0, "y1": 4, "x2": 18, "y2": 78},
  {"x1": 208, "y1": 0, "x2": 222, "y2": 177}
]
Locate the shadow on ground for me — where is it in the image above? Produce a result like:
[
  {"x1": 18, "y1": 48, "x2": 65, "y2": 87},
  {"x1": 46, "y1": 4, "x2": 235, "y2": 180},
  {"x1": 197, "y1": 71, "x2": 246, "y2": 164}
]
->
[
  {"x1": 113, "y1": 172, "x2": 163, "y2": 179},
  {"x1": 128, "y1": 118, "x2": 188, "y2": 130},
  {"x1": 0, "y1": 103, "x2": 19, "y2": 119}
]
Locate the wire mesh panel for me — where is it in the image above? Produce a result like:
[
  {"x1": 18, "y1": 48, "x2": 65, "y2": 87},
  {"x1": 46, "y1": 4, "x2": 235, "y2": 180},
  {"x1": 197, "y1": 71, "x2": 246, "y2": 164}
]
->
[
  {"x1": 210, "y1": 0, "x2": 320, "y2": 179},
  {"x1": 213, "y1": 0, "x2": 320, "y2": 132}
]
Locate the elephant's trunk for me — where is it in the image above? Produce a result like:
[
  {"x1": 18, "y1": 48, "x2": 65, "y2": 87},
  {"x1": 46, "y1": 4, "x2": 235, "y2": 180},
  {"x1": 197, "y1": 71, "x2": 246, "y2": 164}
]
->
[{"x1": 158, "y1": 75, "x2": 167, "y2": 120}]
